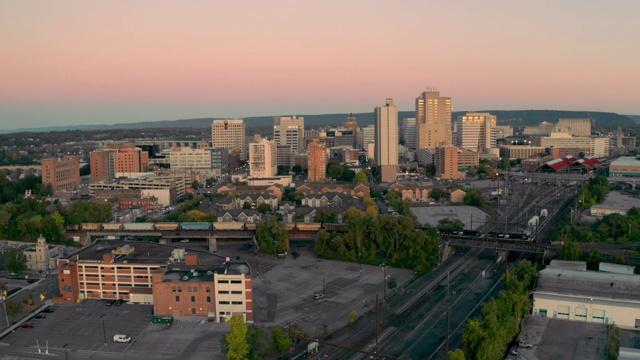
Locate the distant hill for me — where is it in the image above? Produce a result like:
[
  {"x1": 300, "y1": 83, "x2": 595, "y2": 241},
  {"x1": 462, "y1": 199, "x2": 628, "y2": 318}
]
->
[
  {"x1": 628, "y1": 115, "x2": 640, "y2": 124},
  {"x1": 0, "y1": 110, "x2": 635, "y2": 134}
]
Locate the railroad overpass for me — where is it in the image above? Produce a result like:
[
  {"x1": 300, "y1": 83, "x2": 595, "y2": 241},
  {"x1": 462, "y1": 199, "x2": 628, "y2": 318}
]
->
[{"x1": 82, "y1": 229, "x2": 256, "y2": 252}]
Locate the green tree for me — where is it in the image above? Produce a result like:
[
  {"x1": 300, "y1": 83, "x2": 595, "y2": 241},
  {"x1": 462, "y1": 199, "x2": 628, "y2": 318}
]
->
[
  {"x1": 450, "y1": 349, "x2": 466, "y2": 360},
  {"x1": 438, "y1": 218, "x2": 464, "y2": 231},
  {"x1": 326, "y1": 162, "x2": 344, "y2": 179},
  {"x1": 425, "y1": 163, "x2": 436, "y2": 176},
  {"x1": 5, "y1": 249, "x2": 27, "y2": 273},
  {"x1": 387, "y1": 279, "x2": 397, "y2": 290},
  {"x1": 243, "y1": 201, "x2": 252, "y2": 210},
  {"x1": 277, "y1": 165, "x2": 290, "y2": 176},
  {"x1": 557, "y1": 241, "x2": 582, "y2": 261},
  {"x1": 5, "y1": 299, "x2": 22, "y2": 316},
  {"x1": 354, "y1": 172, "x2": 368, "y2": 184},
  {"x1": 348, "y1": 310, "x2": 357, "y2": 325},
  {"x1": 225, "y1": 316, "x2": 250, "y2": 360},
  {"x1": 313, "y1": 209, "x2": 338, "y2": 224},
  {"x1": 271, "y1": 326, "x2": 290, "y2": 352},
  {"x1": 292, "y1": 164, "x2": 302, "y2": 175},
  {"x1": 256, "y1": 218, "x2": 289, "y2": 254},
  {"x1": 256, "y1": 203, "x2": 272, "y2": 214},
  {"x1": 430, "y1": 188, "x2": 445, "y2": 200}
]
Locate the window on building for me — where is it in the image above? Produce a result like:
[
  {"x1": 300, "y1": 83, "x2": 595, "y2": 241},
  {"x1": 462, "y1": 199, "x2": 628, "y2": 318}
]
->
[
  {"x1": 176, "y1": 296, "x2": 180, "y2": 302},
  {"x1": 231, "y1": 291, "x2": 242, "y2": 295},
  {"x1": 191, "y1": 308, "x2": 196, "y2": 315},
  {"x1": 193, "y1": 287, "x2": 198, "y2": 293},
  {"x1": 191, "y1": 296, "x2": 195, "y2": 302},
  {"x1": 231, "y1": 301, "x2": 242, "y2": 305},
  {"x1": 230, "y1": 280, "x2": 242, "y2": 284},
  {"x1": 218, "y1": 290, "x2": 229, "y2": 294},
  {"x1": 207, "y1": 296, "x2": 211, "y2": 303},
  {"x1": 188, "y1": 287, "x2": 192, "y2": 292},
  {"x1": 219, "y1": 301, "x2": 230, "y2": 305},
  {"x1": 178, "y1": 286, "x2": 182, "y2": 292},
  {"x1": 172, "y1": 286, "x2": 176, "y2": 292},
  {"x1": 206, "y1": 287, "x2": 211, "y2": 293},
  {"x1": 217, "y1": 280, "x2": 229, "y2": 284}
]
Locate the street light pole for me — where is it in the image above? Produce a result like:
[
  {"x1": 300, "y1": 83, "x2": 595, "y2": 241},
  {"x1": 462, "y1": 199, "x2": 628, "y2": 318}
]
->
[
  {"x1": 102, "y1": 319, "x2": 107, "y2": 346},
  {"x1": 1, "y1": 296, "x2": 9, "y2": 327}
]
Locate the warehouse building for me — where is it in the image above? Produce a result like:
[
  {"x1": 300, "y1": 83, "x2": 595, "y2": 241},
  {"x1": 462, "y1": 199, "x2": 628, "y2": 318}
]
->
[
  {"x1": 609, "y1": 157, "x2": 640, "y2": 177},
  {"x1": 532, "y1": 260, "x2": 640, "y2": 328}
]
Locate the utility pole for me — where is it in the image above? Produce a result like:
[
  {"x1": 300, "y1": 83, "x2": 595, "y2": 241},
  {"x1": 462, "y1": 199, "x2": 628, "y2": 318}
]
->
[
  {"x1": 1, "y1": 296, "x2": 9, "y2": 327},
  {"x1": 375, "y1": 294, "x2": 379, "y2": 360},
  {"x1": 445, "y1": 307, "x2": 450, "y2": 360},
  {"x1": 102, "y1": 319, "x2": 107, "y2": 346}
]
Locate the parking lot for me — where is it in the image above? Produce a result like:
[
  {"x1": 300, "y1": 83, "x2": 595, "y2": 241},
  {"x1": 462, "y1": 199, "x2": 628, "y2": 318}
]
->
[{"x1": 0, "y1": 299, "x2": 229, "y2": 360}]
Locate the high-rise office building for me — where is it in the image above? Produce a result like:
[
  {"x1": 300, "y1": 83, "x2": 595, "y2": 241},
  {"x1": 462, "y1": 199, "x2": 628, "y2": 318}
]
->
[
  {"x1": 456, "y1": 112, "x2": 497, "y2": 151},
  {"x1": 344, "y1": 114, "x2": 358, "y2": 149},
  {"x1": 248, "y1": 139, "x2": 277, "y2": 178},
  {"x1": 416, "y1": 90, "x2": 452, "y2": 151},
  {"x1": 41, "y1": 156, "x2": 80, "y2": 192},
  {"x1": 273, "y1": 116, "x2": 304, "y2": 154},
  {"x1": 402, "y1": 118, "x2": 418, "y2": 149},
  {"x1": 307, "y1": 139, "x2": 327, "y2": 182},
  {"x1": 361, "y1": 125, "x2": 375, "y2": 148},
  {"x1": 557, "y1": 118, "x2": 592, "y2": 137},
  {"x1": 375, "y1": 98, "x2": 399, "y2": 183},
  {"x1": 168, "y1": 147, "x2": 229, "y2": 178},
  {"x1": 212, "y1": 119, "x2": 246, "y2": 160}
]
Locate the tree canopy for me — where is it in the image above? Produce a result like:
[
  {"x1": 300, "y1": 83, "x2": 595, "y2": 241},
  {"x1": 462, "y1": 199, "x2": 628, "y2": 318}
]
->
[
  {"x1": 225, "y1": 316, "x2": 250, "y2": 360},
  {"x1": 256, "y1": 217, "x2": 289, "y2": 254},
  {"x1": 315, "y1": 213, "x2": 438, "y2": 276}
]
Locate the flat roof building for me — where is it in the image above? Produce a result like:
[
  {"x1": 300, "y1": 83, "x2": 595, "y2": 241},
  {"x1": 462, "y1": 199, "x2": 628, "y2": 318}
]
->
[
  {"x1": 212, "y1": 119, "x2": 246, "y2": 160},
  {"x1": 55, "y1": 241, "x2": 253, "y2": 323},
  {"x1": 533, "y1": 262, "x2": 640, "y2": 328},
  {"x1": 610, "y1": 157, "x2": 640, "y2": 177}
]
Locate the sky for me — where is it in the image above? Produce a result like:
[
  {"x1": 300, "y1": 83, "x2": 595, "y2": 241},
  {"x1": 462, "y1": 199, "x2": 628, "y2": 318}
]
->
[{"x1": 1, "y1": 0, "x2": 639, "y2": 130}]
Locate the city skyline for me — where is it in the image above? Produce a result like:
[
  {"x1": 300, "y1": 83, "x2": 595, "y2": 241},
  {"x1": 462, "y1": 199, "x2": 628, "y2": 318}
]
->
[{"x1": 2, "y1": 1, "x2": 639, "y2": 130}]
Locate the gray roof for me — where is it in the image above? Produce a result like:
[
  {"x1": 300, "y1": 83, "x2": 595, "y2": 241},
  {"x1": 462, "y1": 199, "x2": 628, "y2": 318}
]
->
[{"x1": 535, "y1": 268, "x2": 640, "y2": 301}]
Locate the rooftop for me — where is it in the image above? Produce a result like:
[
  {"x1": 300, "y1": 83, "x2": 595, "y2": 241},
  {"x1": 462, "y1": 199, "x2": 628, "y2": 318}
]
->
[
  {"x1": 65, "y1": 240, "x2": 227, "y2": 266},
  {"x1": 611, "y1": 157, "x2": 640, "y2": 166},
  {"x1": 535, "y1": 267, "x2": 640, "y2": 301},
  {"x1": 591, "y1": 191, "x2": 640, "y2": 211}
]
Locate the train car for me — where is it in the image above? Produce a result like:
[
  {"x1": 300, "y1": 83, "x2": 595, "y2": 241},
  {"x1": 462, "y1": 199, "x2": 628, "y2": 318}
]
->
[
  {"x1": 65, "y1": 224, "x2": 80, "y2": 231},
  {"x1": 486, "y1": 231, "x2": 506, "y2": 238},
  {"x1": 507, "y1": 233, "x2": 530, "y2": 241},
  {"x1": 245, "y1": 223, "x2": 257, "y2": 231},
  {"x1": 179, "y1": 222, "x2": 213, "y2": 230},
  {"x1": 462, "y1": 230, "x2": 482, "y2": 237},
  {"x1": 439, "y1": 228, "x2": 462, "y2": 235},
  {"x1": 154, "y1": 222, "x2": 180, "y2": 231},
  {"x1": 296, "y1": 223, "x2": 322, "y2": 231},
  {"x1": 213, "y1": 222, "x2": 245, "y2": 231},
  {"x1": 81, "y1": 223, "x2": 101, "y2": 231},
  {"x1": 122, "y1": 223, "x2": 155, "y2": 231},
  {"x1": 101, "y1": 223, "x2": 123, "y2": 231}
]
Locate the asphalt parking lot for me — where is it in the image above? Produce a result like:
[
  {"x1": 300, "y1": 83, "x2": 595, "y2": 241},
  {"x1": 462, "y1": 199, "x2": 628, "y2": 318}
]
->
[{"x1": 0, "y1": 300, "x2": 229, "y2": 360}]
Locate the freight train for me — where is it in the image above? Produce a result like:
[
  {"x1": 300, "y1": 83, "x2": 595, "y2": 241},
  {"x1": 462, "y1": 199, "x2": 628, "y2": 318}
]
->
[{"x1": 69, "y1": 222, "x2": 343, "y2": 232}]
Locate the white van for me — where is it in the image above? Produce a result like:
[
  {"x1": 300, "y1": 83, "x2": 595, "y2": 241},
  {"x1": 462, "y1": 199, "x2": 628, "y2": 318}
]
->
[{"x1": 113, "y1": 334, "x2": 131, "y2": 343}]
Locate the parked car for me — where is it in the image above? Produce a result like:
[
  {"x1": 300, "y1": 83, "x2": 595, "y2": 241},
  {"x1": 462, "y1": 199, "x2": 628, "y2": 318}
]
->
[
  {"x1": 313, "y1": 293, "x2": 325, "y2": 300},
  {"x1": 20, "y1": 323, "x2": 34, "y2": 328},
  {"x1": 115, "y1": 299, "x2": 124, "y2": 307},
  {"x1": 34, "y1": 313, "x2": 46, "y2": 319},
  {"x1": 42, "y1": 307, "x2": 55, "y2": 313},
  {"x1": 8, "y1": 272, "x2": 17, "y2": 276},
  {"x1": 113, "y1": 334, "x2": 131, "y2": 343},
  {"x1": 106, "y1": 300, "x2": 116, "y2": 307},
  {"x1": 518, "y1": 340, "x2": 533, "y2": 349}
]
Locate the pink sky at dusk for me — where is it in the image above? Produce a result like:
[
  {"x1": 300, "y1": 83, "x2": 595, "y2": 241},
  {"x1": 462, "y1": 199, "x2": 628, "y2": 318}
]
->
[{"x1": 1, "y1": 0, "x2": 639, "y2": 129}]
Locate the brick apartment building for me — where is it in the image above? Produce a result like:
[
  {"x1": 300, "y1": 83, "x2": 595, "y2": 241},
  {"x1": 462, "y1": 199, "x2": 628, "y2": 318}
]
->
[
  {"x1": 41, "y1": 156, "x2": 80, "y2": 192},
  {"x1": 55, "y1": 241, "x2": 253, "y2": 323}
]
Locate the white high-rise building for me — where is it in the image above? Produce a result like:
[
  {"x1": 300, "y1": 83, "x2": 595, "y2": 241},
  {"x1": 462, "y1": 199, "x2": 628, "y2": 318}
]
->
[
  {"x1": 211, "y1": 119, "x2": 246, "y2": 160},
  {"x1": 375, "y1": 98, "x2": 399, "y2": 183},
  {"x1": 557, "y1": 118, "x2": 592, "y2": 137},
  {"x1": 273, "y1": 116, "x2": 304, "y2": 154},
  {"x1": 456, "y1": 112, "x2": 497, "y2": 151},
  {"x1": 249, "y1": 139, "x2": 277, "y2": 178},
  {"x1": 361, "y1": 125, "x2": 375, "y2": 148},
  {"x1": 402, "y1": 118, "x2": 417, "y2": 149}
]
